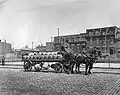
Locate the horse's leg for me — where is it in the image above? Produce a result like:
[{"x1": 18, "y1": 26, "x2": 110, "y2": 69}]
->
[
  {"x1": 75, "y1": 63, "x2": 78, "y2": 73},
  {"x1": 71, "y1": 61, "x2": 76, "y2": 74},
  {"x1": 88, "y1": 63, "x2": 93, "y2": 74},
  {"x1": 75, "y1": 62, "x2": 79, "y2": 73},
  {"x1": 85, "y1": 63, "x2": 88, "y2": 75},
  {"x1": 77, "y1": 63, "x2": 81, "y2": 73}
]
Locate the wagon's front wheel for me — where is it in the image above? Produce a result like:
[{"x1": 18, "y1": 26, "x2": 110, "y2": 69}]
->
[
  {"x1": 55, "y1": 66, "x2": 63, "y2": 73},
  {"x1": 23, "y1": 61, "x2": 32, "y2": 71}
]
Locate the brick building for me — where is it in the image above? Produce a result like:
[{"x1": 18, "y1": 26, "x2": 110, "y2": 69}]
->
[
  {"x1": 85, "y1": 26, "x2": 119, "y2": 54},
  {"x1": 54, "y1": 33, "x2": 87, "y2": 52},
  {"x1": 54, "y1": 26, "x2": 120, "y2": 57}
]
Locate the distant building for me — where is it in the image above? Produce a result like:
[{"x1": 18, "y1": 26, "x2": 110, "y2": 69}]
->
[
  {"x1": 85, "y1": 26, "x2": 118, "y2": 54},
  {"x1": 46, "y1": 42, "x2": 54, "y2": 51},
  {"x1": 0, "y1": 41, "x2": 12, "y2": 54},
  {"x1": 35, "y1": 45, "x2": 46, "y2": 52},
  {"x1": 54, "y1": 33, "x2": 87, "y2": 52},
  {"x1": 53, "y1": 26, "x2": 120, "y2": 58}
]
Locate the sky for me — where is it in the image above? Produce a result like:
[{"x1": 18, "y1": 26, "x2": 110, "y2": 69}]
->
[{"x1": 0, "y1": 0, "x2": 120, "y2": 49}]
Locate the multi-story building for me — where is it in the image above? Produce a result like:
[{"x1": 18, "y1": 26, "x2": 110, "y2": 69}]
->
[
  {"x1": 54, "y1": 33, "x2": 87, "y2": 52},
  {"x1": 85, "y1": 26, "x2": 119, "y2": 54},
  {"x1": 54, "y1": 26, "x2": 120, "y2": 57}
]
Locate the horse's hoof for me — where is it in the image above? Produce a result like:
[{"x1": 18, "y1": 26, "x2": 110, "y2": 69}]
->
[
  {"x1": 78, "y1": 71, "x2": 81, "y2": 73},
  {"x1": 85, "y1": 73, "x2": 88, "y2": 75},
  {"x1": 71, "y1": 71, "x2": 74, "y2": 74},
  {"x1": 67, "y1": 72, "x2": 69, "y2": 74},
  {"x1": 75, "y1": 70, "x2": 78, "y2": 73},
  {"x1": 88, "y1": 71, "x2": 92, "y2": 74}
]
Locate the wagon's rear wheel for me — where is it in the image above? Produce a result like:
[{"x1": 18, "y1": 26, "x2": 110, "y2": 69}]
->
[
  {"x1": 23, "y1": 61, "x2": 32, "y2": 71},
  {"x1": 55, "y1": 66, "x2": 63, "y2": 73}
]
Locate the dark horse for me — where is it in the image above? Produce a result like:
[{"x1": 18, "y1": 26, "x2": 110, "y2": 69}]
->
[
  {"x1": 60, "y1": 45, "x2": 76, "y2": 74},
  {"x1": 75, "y1": 48, "x2": 101, "y2": 75}
]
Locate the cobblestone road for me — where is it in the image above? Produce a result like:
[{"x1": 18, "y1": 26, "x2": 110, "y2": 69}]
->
[{"x1": 0, "y1": 68, "x2": 120, "y2": 95}]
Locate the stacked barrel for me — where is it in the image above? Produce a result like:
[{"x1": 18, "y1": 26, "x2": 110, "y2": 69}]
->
[{"x1": 22, "y1": 52, "x2": 63, "y2": 62}]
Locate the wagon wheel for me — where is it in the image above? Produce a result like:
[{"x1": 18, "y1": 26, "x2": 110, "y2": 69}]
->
[
  {"x1": 54, "y1": 66, "x2": 62, "y2": 73},
  {"x1": 63, "y1": 63, "x2": 71, "y2": 74},
  {"x1": 23, "y1": 61, "x2": 32, "y2": 71},
  {"x1": 63, "y1": 66, "x2": 70, "y2": 74},
  {"x1": 54, "y1": 64, "x2": 63, "y2": 73}
]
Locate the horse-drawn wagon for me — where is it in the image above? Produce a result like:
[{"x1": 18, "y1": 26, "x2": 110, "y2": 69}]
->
[
  {"x1": 22, "y1": 45, "x2": 101, "y2": 75},
  {"x1": 22, "y1": 50, "x2": 76, "y2": 74}
]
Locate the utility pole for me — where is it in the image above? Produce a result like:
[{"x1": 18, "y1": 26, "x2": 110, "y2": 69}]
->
[
  {"x1": 57, "y1": 28, "x2": 61, "y2": 51},
  {"x1": 57, "y1": 28, "x2": 60, "y2": 42}
]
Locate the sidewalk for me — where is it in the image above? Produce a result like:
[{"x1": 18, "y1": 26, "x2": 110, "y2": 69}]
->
[
  {"x1": 92, "y1": 68, "x2": 120, "y2": 74},
  {"x1": 0, "y1": 65, "x2": 23, "y2": 69}
]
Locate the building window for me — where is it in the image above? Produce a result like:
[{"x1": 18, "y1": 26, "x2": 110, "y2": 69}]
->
[
  {"x1": 77, "y1": 44, "x2": 80, "y2": 49},
  {"x1": 110, "y1": 39, "x2": 114, "y2": 44},
  {"x1": 96, "y1": 39, "x2": 99, "y2": 45},
  {"x1": 107, "y1": 29, "x2": 110, "y2": 34},
  {"x1": 60, "y1": 38, "x2": 64, "y2": 44},
  {"x1": 74, "y1": 37, "x2": 77, "y2": 42},
  {"x1": 95, "y1": 30, "x2": 99, "y2": 35},
  {"x1": 65, "y1": 37, "x2": 69, "y2": 42},
  {"x1": 70, "y1": 37, "x2": 74, "y2": 42},
  {"x1": 78, "y1": 36, "x2": 81, "y2": 41},
  {"x1": 54, "y1": 38, "x2": 59, "y2": 43},
  {"x1": 71, "y1": 44, "x2": 75, "y2": 49},
  {"x1": 76, "y1": 37, "x2": 80, "y2": 42},
  {"x1": 102, "y1": 41, "x2": 105, "y2": 45},
  {"x1": 89, "y1": 31, "x2": 93, "y2": 36}
]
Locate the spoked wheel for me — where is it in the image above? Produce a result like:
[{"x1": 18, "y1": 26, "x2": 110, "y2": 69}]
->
[
  {"x1": 54, "y1": 65, "x2": 63, "y2": 73},
  {"x1": 63, "y1": 64, "x2": 71, "y2": 74},
  {"x1": 23, "y1": 61, "x2": 32, "y2": 71},
  {"x1": 63, "y1": 67, "x2": 71, "y2": 74}
]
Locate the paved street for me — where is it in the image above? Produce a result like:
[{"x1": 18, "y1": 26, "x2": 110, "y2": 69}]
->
[{"x1": 0, "y1": 67, "x2": 120, "y2": 95}]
